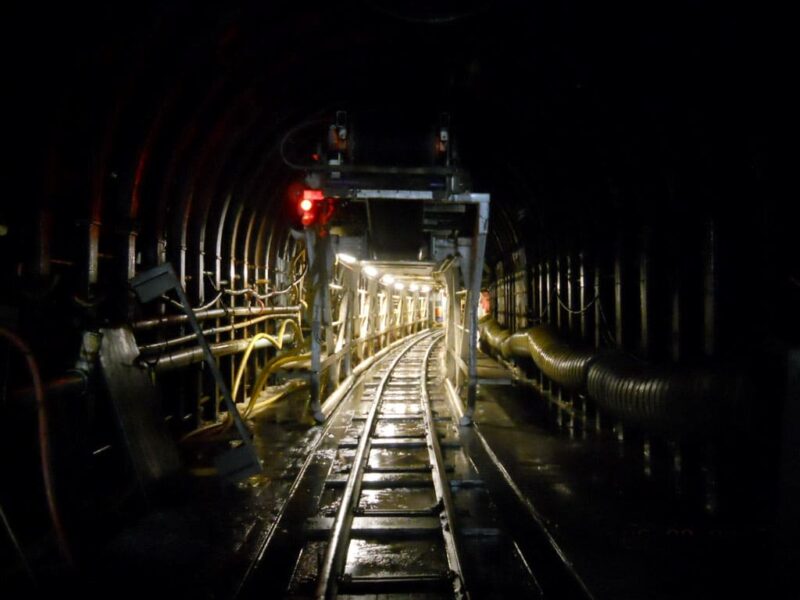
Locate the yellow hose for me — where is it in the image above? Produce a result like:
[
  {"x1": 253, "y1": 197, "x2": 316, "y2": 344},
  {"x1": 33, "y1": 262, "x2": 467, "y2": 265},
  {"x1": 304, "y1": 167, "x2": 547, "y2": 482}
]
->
[
  {"x1": 230, "y1": 319, "x2": 304, "y2": 401},
  {"x1": 248, "y1": 381, "x2": 309, "y2": 416},
  {"x1": 181, "y1": 319, "x2": 304, "y2": 442},
  {"x1": 246, "y1": 351, "x2": 310, "y2": 416}
]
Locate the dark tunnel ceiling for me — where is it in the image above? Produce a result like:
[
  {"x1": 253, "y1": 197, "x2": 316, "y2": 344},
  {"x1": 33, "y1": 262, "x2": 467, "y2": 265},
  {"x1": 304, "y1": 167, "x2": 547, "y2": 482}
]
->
[{"x1": 4, "y1": 0, "x2": 775, "y2": 265}]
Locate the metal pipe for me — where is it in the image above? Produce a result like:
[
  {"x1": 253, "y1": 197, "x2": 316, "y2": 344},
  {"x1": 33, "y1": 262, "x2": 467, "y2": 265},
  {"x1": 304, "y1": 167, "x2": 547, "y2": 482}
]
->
[
  {"x1": 0, "y1": 328, "x2": 73, "y2": 565},
  {"x1": 132, "y1": 305, "x2": 301, "y2": 330},
  {"x1": 137, "y1": 314, "x2": 294, "y2": 353},
  {"x1": 152, "y1": 332, "x2": 295, "y2": 372},
  {"x1": 479, "y1": 317, "x2": 746, "y2": 433},
  {"x1": 12, "y1": 374, "x2": 86, "y2": 404},
  {"x1": 586, "y1": 354, "x2": 745, "y2": 432},
  {"x1": 498, "y1": 325, "x2": 596, "y2": 392}
]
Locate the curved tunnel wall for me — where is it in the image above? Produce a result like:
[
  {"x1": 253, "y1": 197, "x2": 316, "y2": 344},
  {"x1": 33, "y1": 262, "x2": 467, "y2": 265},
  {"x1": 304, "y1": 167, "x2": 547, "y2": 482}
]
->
[{"x1": 0, "y1": 1, "x2": 788, "y2": 576}]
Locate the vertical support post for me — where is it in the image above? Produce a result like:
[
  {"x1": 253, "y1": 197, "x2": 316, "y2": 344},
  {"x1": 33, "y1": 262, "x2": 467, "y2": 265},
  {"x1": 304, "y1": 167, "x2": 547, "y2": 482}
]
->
[
  {"x1": 305, "y1": 228, "x2": 330, "y2": 423},
  {"x1": 545, "y1": 259, "x2": 553, "y2": 323},
  {"x1": 445, "y1": 266, "x2": 459, "y2": 383},
  {"x1": 87, "y1": 220, "x2": 101, "y2": 294},
  {"x1": 640, "y1": 228, "x2": 651, "y2": 359},
  {"x1": 538, "y1": 261, "x2": 545, "y2": 322},
  {"x1": 780, "y1": 350, "x2": 800, "y2": 584},
  {"x1": 343, "y1": 267, "x2": 358, "y2": 376},
  {"x1": 555, "y1": 254, "x2": 563, "y2": 331},
  {"x1": 566, "y1": 252, "x2": 574, "y2": 334},
  {"x1": 594, "y1": 263, "x2": 602, "y2": 349},
  {"x1": 703, "y1": 220, "x2": 717, "y2": 358},
  {"x1": 367, "y1": 277, "x2": 378, "y2": 356},
  {"x1": 614, "y1": 234, "x2": 624, "y2": 348},
  {"x1": 671, "y1": 271, "x2": 682, "y2": 362},
  {"x1": 464, "y1": 199, "x2": 489, "y2": 425},
  {"x1": 579, "y1": 252, "x2": 587, "y2": 341}
]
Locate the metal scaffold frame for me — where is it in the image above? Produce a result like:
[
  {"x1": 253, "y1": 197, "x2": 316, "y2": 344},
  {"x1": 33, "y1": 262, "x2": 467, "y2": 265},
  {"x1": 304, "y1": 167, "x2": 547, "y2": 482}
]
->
[
  {"x1": 303, "y1": 230, "x2": 434, "y2": 422},
  {"x1": 302, "y1": 191, "x2": 489, "y2": 429},
  {"x1": 434, "y1": 193, "x2": 490, "y2": 425}
]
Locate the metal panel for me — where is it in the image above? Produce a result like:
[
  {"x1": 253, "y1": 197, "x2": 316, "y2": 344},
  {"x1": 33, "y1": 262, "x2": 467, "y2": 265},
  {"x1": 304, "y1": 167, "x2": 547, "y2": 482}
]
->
[{"x1": 99, "y1": 327, "x2": 181, "y2": 492}]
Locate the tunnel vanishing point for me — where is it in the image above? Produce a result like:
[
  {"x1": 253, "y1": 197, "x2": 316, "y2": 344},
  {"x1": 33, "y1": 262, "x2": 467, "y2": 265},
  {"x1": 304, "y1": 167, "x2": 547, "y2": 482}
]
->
[{"x1": 0, "y1": 2, "x2": 790, "y2": 599}]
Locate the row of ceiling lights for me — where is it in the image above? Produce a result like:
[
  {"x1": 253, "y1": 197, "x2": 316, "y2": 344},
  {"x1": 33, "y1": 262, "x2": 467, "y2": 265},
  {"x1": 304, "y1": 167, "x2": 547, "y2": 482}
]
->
[{"x1": 336, "y1": 254, "x2": 433, "y2": 293}]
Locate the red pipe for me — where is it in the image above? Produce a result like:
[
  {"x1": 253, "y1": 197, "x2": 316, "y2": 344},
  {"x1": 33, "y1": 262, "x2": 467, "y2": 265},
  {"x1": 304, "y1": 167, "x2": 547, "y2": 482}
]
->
[{"x1": 0, "y1": 328, "x2": 74, "y2": 566}]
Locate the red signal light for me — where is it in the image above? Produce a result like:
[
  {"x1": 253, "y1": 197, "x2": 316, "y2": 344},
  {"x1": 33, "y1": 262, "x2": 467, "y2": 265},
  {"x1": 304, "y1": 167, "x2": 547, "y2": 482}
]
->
[
  {"x1": 302, "y1": 189, "x2": 324, "y2": 202},
  {"x1": 296, "y1": 189, "x2": 334, "y2": 230},
  {"x1": 298, "y1": 189, "x2": 325, "y2": 227}
]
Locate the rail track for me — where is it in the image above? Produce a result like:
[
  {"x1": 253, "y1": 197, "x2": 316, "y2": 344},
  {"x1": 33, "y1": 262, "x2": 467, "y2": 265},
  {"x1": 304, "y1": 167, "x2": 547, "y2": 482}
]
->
[{"x1": 240, "y1": 330, "x2": 552, "y2": 598}]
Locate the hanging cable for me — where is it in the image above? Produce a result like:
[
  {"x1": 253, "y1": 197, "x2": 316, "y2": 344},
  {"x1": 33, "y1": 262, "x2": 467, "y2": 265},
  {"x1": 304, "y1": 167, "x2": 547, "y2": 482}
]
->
[
  {"x1": 596, "y1": 300, "x2": 619, "y2": 348},
  {"x1": 554, "y1": 292, "x2": 600, "y2": 315}
]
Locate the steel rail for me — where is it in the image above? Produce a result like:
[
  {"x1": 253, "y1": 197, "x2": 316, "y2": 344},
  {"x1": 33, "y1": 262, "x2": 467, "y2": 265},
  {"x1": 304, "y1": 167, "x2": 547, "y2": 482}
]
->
[
  {"x1": 420, "y1": 334, "x2": 468, "y2": 599},
  {"x1": 314, "y1": 330, "x2": 438, "y2": 599}
]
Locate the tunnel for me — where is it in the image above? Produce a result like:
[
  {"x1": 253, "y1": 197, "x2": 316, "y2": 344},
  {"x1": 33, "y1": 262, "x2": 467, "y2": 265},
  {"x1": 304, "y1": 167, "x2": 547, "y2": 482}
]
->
[{"x1": 0, "y1": 2, "x2": 790, "y2": 598}]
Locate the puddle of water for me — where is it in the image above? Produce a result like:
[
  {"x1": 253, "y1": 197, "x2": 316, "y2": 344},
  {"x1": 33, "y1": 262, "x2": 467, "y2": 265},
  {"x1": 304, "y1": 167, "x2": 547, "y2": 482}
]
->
[
  {"x1": 344, "y1": 539, "x2": 447, "y2": 578},
  {"x1": 380, "y1": 402, "x2": 422, "y2": 415},
  {"x1": 369, "y1": 448, "x2": 429, "y2": 468},
  {"x1": 359, "y1": 487, "x2": 436, "y2": 511},
  {"x1": 375, "y1": 421, "x2": 426, "y2": 438}
]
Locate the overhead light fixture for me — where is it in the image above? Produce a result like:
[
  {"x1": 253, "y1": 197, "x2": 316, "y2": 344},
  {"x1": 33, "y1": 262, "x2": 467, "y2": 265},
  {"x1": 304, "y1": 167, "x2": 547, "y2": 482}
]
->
[
  {"x1": 394, "y1": 282, "x2": 405, "y2": 291},
  {"x1": 381, "y1": 274, "x2": 395, "y2": 285},
  {"x1": 336, "y1": 253, "x2": 356, "y2": 264},
  {"x1": 363, "y1": 265, "x2": 378, "y2": 277},
  {"x1": 409, "y1": 283, "x2": 419, "y2": 292},
  {"x1": 421, "y1": 285, "x2": 431, "y2": 293}
]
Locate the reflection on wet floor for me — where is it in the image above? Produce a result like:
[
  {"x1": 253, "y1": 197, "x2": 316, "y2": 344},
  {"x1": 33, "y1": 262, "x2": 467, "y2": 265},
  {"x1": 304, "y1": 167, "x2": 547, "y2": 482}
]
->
[
  {"x1": 378, "y1": 402, "x2": 422, "y2": 415},
  {"x1": 369, "y1": 448, "x2": 430, "y2": 469},
  {"x1": 344, "y1": 539, "x2": 448, "y2": 579},
  {"x1": 359, "y1": 488, "x2": 437, "y2": 511},
  {"x1": 278, "y1": 337, "x2": 546, "y2": 598},
  {"x1": 470, "y1": 381, "x2": 775, "y2": 599},
  {"x1": 374, "y1": 420, "x2": 427, "y2": 438}
]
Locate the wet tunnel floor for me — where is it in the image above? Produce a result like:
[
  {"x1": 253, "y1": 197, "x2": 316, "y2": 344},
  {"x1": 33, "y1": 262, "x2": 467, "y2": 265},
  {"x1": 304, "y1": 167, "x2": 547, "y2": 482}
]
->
[
  {"x1": 470, "y1": 382, "x2": 778, "y2": 599},
  {"x1": 63, "y1": 362, "x2": 779, "y2": 600}
]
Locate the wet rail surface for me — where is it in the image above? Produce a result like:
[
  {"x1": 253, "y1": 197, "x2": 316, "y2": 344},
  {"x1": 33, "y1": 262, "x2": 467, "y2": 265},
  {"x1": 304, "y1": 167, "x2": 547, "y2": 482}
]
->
[{"x1": 238, "y1": 331, "x2": 555, "y2": 599}]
